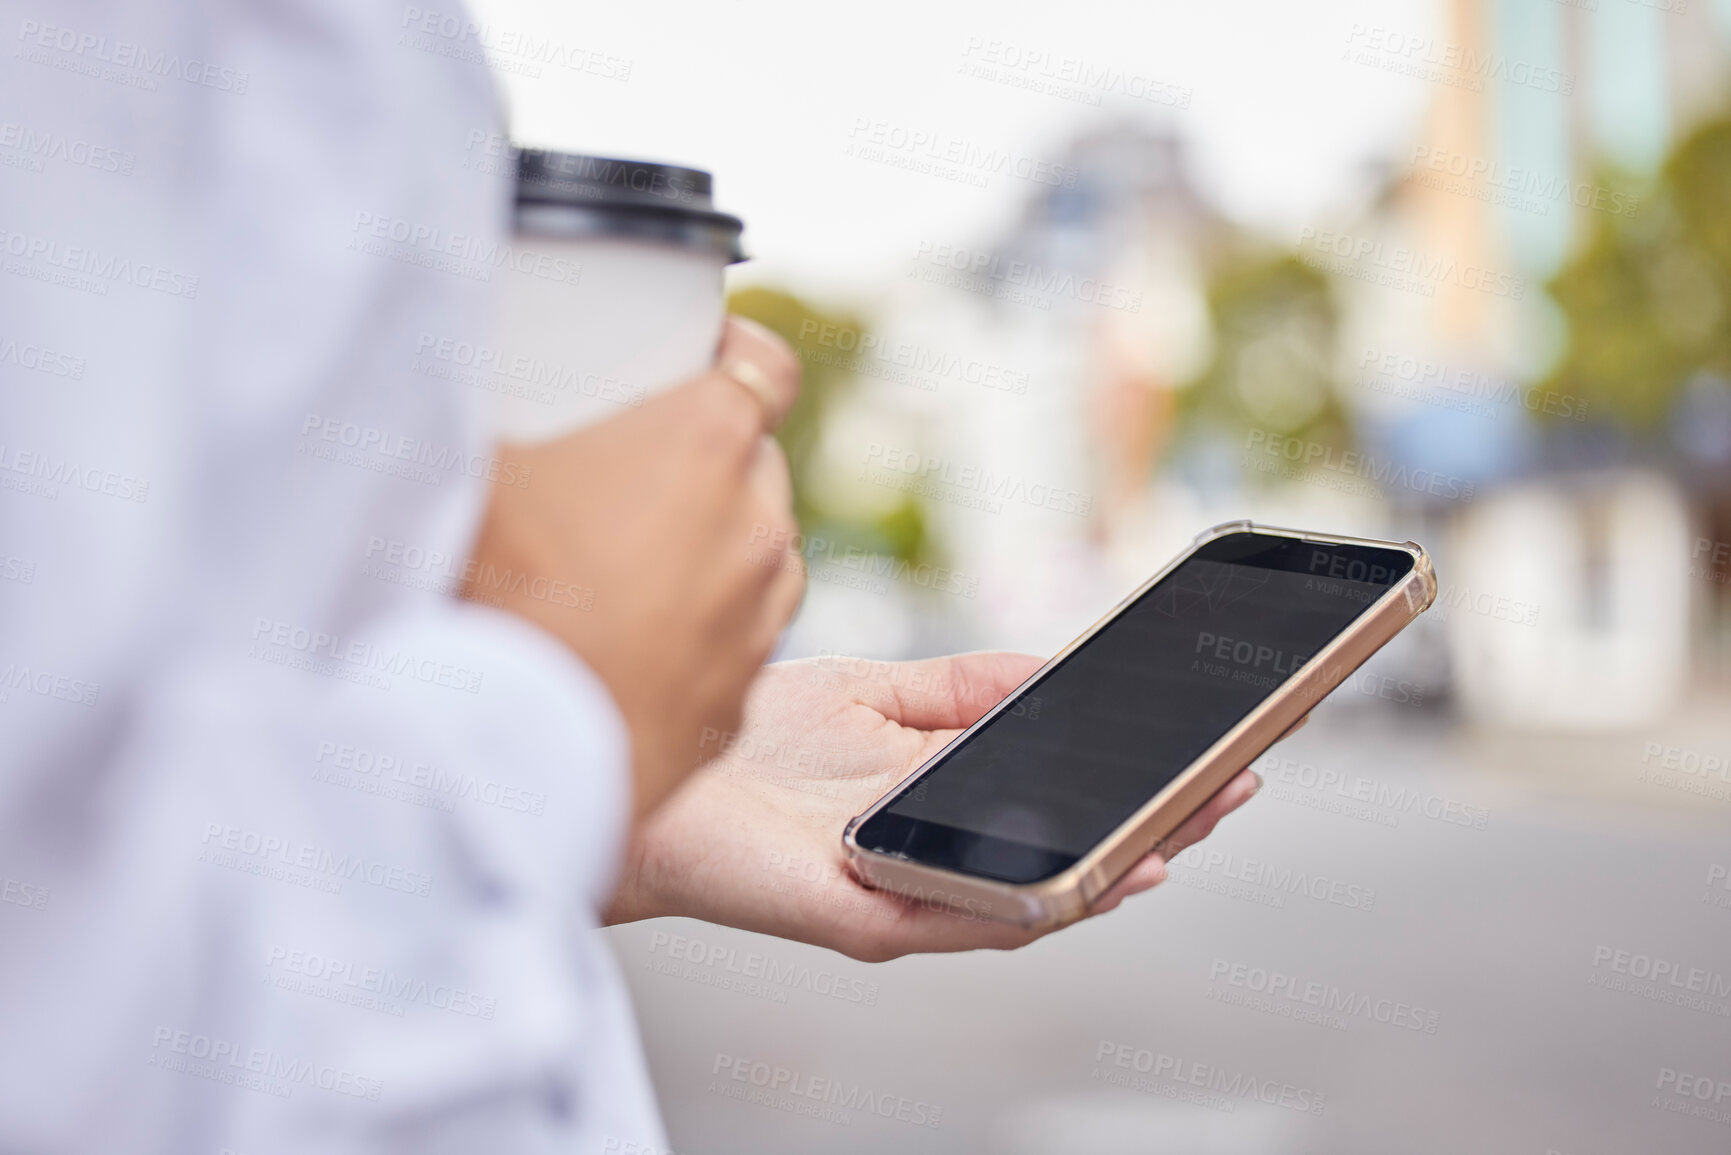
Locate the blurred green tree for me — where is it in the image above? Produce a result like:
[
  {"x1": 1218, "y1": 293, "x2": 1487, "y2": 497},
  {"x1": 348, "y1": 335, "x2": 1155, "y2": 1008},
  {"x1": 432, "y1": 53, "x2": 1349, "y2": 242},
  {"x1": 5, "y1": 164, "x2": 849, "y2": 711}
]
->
[
  {"x1": 1544, "y1": 118, "x2": 1731, "y2": 427},
  {"x1": 1177, "y1": 253, "x2": 1354, "y2": 472},
  {"x1": 727, "y1": 286, "x2": 927, "y2": 563}
]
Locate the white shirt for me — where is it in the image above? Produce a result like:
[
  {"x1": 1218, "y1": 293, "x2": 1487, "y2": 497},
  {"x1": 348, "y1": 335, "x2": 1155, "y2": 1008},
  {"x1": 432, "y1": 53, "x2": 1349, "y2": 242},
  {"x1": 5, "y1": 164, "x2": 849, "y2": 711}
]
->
[{"x1": 0, "y1": 1, "x2": 667, "y2": 1151}]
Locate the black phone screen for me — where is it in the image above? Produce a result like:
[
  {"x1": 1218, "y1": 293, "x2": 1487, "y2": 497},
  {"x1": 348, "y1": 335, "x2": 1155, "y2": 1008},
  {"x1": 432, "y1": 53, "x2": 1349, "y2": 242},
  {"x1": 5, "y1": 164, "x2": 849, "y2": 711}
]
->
[{"x1": 853, "y1": 532, "x2": 1414, "y2": 883}]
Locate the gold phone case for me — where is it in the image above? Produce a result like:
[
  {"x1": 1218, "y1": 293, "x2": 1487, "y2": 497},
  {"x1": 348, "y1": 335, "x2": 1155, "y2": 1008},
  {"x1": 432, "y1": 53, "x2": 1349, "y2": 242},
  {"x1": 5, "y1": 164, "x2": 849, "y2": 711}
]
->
[{"x1": 841, "y1": 521, "x2": 1437, "y2": 931}]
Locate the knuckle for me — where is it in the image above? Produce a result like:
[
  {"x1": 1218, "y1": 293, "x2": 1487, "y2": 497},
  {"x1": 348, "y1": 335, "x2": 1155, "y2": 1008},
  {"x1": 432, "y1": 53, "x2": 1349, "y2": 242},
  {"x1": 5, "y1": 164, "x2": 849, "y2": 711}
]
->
[
  {"x1": 759, "y1": 586, "x2": 798, "y2": 639},
  {"x1": 768, "y1": 580, "x2": 804, "y2": 632},
  {"x1": 741, "y1": 553, "x2": 779, "y2": 598},
  {"x1": 723, "y1": 404, "x2": 763, "y2": 451},
  {"x1": 758, "y1": 434, "x2": 793, "y2": 473},
  {"x1": 765, "y1": 505, "x2": 799, "y2": 542},
  {"x1": 760, "y1": 343, "x2": 801, "y2": 394},
  {"x1": 846, "y1": 930, "x2": 899, "y2": 964},
  {"x1": 695, "y1": 375, "x2": 762, "y2": 447}
]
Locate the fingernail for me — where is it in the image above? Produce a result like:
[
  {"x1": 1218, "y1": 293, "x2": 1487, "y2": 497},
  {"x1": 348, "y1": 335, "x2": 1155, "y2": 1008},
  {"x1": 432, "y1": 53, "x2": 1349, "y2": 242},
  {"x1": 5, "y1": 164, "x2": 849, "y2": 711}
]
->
[{"x1": 1249, "y1": 771, "x2": 1263, "y2": 796}]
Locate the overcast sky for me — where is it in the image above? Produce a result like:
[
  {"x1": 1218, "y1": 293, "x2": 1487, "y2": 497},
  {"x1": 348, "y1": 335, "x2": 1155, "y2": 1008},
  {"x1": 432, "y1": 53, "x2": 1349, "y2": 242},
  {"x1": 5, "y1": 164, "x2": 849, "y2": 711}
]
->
[{"x1": 470, "y1": 0, "x2": 1437, "y2": 301}]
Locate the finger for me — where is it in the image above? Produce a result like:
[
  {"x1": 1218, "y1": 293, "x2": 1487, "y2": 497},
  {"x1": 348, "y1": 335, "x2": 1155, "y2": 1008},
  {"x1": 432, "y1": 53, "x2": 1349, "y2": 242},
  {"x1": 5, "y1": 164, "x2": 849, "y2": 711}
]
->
[
  {"x1": 739, "y1": 445, "x2": 799, "y2": 644},
  {"x1": 1086, "y1": 767, "x2": 1262, "y2": 918},
  {"x1": 836, "y1": 888, "x2": 1045, "y2": 961},
  {"x1": 674, "y1": 371, "x2": 767, "y2": 469},
  {"x1": 1274, "y1": 712, "x2": 1310, "y2": 743},
  {"x1": 838, "y1": 651, "x2": 1045, "y2": 731},
  {"x1": 749, "y1": 434, "x2": 793, "y2": 513},
  {"x1": 751, "y1": 546, "x2": 806, "y2": 660},
  {"x1": 1151, "y1": 767, "x2": 1262, "y2": 863},
  {"x1": 1089, "y1": 854, "x2": 1169, "y2": 915},
  {"x1": 717, "y1": 316, "x2": 801, "y2": 429}
]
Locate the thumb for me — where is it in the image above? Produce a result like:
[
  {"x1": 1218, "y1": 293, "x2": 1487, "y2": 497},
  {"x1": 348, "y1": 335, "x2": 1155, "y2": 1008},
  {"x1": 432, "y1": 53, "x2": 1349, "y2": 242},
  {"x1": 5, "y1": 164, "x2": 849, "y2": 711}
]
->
[{"x1": 827, "y1": 650, "x2": 1045, "y2": 731}]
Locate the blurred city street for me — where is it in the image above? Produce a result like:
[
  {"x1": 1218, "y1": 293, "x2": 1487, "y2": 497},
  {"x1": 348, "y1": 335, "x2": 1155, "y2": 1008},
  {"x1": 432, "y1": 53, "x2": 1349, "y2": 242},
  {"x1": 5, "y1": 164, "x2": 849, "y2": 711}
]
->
[
  {"x1": 512, "y1": 0, "x2": 1731, "y2": 1146},
  {"x1": 611, "y1": 687, "x2": 1731, "y2": 1153},
  {"x1": 9, "y1": 0, "x2": 1731, "y2": 1149}
]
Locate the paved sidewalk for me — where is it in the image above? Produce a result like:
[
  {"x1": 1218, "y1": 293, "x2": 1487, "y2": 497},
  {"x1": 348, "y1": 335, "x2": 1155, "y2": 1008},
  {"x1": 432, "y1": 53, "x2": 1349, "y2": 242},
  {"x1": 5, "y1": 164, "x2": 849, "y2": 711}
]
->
[{"x1": 610, "y1": 695, "x2": 1731, "y2": 1154}]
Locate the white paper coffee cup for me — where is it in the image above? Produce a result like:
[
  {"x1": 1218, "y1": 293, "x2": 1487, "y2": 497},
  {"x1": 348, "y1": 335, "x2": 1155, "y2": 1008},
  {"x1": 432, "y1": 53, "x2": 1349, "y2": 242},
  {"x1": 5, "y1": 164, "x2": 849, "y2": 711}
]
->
[{"x1": 493, "y1": 151, "x2": 746, "y2": 444}]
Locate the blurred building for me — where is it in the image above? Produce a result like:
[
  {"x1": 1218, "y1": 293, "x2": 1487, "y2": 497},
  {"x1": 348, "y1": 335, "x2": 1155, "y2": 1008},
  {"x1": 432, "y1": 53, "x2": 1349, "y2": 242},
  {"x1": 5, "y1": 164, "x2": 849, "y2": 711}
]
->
[
  {"x1": 1301, "y1": 0, "x2": 1727, "y2": 729},
  {"x1": 800, "y1": 0, "x2": 1731, "y2": 727},
  {"x1": 847, "y1": 125, "x2": 1238, "y2": 657}
]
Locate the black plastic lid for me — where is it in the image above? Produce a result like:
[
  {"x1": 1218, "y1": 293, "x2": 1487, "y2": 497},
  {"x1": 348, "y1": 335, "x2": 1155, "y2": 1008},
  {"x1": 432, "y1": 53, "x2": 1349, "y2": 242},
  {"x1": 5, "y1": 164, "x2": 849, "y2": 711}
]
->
[{"x1": 513, "y1": 148, "x2": 746, "y2": 262}]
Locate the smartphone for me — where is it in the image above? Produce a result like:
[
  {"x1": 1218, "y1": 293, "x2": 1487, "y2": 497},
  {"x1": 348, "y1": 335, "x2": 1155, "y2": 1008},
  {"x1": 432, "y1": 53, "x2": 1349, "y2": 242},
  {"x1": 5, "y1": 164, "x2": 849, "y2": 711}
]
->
[{"x1": 842, "y1": 522, "x2": 1436, "y2": 929}]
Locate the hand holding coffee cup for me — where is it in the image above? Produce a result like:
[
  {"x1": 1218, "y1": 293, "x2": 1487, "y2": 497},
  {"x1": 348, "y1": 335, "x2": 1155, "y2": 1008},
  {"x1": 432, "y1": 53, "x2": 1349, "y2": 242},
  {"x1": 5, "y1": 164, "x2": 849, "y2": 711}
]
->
[
  {"x1": 466, "y1": 316, "x2": 805, "y2": 821},
  {"x1": 467, "y1": 149, "x2": 805, "y2": 818}
]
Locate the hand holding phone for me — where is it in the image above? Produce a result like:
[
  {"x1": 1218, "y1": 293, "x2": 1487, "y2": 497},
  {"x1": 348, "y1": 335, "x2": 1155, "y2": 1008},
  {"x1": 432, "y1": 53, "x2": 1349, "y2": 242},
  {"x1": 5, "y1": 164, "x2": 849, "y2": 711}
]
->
[
  {"x1": 844, "y1": 523, "x2": 1436, "y2": 929},
  {"x1": 605, "y1": 650, "x2": 1263, "y2": 961}
]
